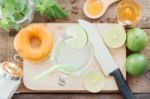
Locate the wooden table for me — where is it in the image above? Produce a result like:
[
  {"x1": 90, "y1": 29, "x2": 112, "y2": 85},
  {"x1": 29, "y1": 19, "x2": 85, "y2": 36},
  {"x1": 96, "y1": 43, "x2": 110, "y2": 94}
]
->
[{"x1": 0, "y1": 0, "x2": 149, "y2": 99}]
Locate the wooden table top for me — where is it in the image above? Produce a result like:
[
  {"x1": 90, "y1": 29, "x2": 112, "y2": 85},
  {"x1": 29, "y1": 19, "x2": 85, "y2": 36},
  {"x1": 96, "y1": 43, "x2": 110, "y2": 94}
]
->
[{"x1": 0, "y1": 0, "x2": 149, "y2": 99}]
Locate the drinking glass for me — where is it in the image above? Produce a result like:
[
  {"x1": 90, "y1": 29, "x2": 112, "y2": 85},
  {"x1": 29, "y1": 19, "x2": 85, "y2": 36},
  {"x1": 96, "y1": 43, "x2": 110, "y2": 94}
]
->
[{"x1": 117, "y1": 0, "x2": 142, "y2": 25}]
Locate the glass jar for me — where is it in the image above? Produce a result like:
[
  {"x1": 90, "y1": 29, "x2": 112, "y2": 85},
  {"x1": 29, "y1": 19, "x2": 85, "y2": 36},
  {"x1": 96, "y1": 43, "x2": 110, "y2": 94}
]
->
[
  {"x1": 116, "y1": 0, "x2": 142, "y2": 25},
  {"x1": 0, "y1": 0, "x2": 35, "y2": 30},
  {"x1": 0, "y1": 61, "x2": 22, "y2": 99},
  {"x1": 16, "y1": 0, "x2": 35, "y2": 27}
]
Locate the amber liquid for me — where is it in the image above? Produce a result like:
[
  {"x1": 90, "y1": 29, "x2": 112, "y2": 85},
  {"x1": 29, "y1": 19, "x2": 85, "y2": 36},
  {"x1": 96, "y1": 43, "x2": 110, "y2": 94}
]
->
[
  {"x1": 87, "y1": 0, "x2": 103, "y2": 16},
  {"x1": 2, "y1": 62, "x2": 23, "y2": 77},
  {"x1": 117, "y1": 0, "x2": 142, "y2": 25}
]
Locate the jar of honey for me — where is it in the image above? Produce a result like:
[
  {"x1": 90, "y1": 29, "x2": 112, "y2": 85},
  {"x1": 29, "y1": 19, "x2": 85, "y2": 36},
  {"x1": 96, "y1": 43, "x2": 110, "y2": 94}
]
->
[
  {"x1": 0, "y1": 61, "x2": 22, "y2": 99},
  {"x1": 117, "y1": 0, "x2": 142, "y2": 25},
  {"x1": 0, "y1": 61, "x2": 23, "y2": 78}
]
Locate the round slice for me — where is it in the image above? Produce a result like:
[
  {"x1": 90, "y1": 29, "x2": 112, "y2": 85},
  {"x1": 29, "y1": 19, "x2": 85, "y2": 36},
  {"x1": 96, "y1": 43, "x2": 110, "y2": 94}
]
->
[
  {"x1": 65, "y1": 24, "x2": 88, "y2": 49},
  {"x1": 103, "y1": 25, "x2": 126, "y2": 48},
  {"x1": 83, "y1": 71, "x2": 106, "y2": 93}
]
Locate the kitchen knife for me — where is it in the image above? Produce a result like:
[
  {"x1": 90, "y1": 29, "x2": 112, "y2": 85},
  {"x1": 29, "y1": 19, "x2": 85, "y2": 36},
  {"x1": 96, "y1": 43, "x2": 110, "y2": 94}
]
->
[{"x1": 78, "y1": 19, "x2": 136, "y2": 99}]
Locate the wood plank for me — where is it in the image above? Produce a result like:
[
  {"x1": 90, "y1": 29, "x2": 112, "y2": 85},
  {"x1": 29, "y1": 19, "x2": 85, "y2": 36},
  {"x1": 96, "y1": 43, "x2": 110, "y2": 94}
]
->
[
  {"x1": 0, "y1": 0, "x2": 149, "y2": 98},
  {"x1": 3, "y1": 28, "x2": 150, "y2": 93},
  {"x1": 0, "y1": 3, "x2": 150, "y2": 92},
  {"x1": 127, "y1": 29, "x2": 150, "y2": 93},
  {"x1": 12, "y1": 93, "x2": 150, "y2": 99},
  {"x1": 33, "y1": 0, "x2": 150, "y2": 28},
  {"x1": 0, "y1": 29, "x2": 9, "y2": 61}
]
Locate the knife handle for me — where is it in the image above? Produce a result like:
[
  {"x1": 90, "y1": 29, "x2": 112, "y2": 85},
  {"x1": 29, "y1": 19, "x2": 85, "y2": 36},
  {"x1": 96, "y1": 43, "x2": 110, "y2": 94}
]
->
[{"x1": 110, "y1": 68, "x2": 136, "y2": 99}]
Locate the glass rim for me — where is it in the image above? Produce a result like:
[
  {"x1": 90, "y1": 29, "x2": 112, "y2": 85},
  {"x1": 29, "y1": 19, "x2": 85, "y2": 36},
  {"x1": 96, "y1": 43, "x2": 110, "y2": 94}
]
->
[
  {"x1": 51, "y1": 39, "x2": 93, "y2": 74},
  {"x1": 116, "y1": 0, "x2": 143, "y2": 25},
  {"x1": 16, "y1": 0, "x2": 35, "y2": 25},
  {"x1": 0, "y1": 61, "x2": 22, "y2": 79}
]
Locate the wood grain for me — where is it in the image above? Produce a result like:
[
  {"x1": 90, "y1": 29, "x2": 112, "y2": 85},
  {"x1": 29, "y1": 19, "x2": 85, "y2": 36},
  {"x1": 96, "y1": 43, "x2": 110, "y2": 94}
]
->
[
  {"x1": 12, "y1": 93, "x2": 150, "y2": 99},
  {"x1": 23, "y1": 23, "x2": 126, "y2": 92},
  {"x1": 33, "y1": 0, "x2": 150, "y2": 28},
  {"x1": 0, "y1": 22, "x2": 150, "y2": 94},
  {"x1": 3, "y1": 27, "x2": 150, "y2": 93},
  {"x1": 0, "y1": 0, "x2": 150, "y2": 98}
]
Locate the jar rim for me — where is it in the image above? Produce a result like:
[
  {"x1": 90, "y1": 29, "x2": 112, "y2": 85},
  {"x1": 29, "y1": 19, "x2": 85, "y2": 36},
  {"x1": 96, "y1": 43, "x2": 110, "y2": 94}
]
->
[{"x1": 16, "y1": 0, "x2": 35, "y2": 25}]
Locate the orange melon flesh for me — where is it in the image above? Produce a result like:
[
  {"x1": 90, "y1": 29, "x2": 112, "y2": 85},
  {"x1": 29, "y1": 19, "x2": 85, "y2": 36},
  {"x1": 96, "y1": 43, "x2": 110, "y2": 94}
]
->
[{"x1": 87, "y1": 0, "x2": 103, "y2": 16}]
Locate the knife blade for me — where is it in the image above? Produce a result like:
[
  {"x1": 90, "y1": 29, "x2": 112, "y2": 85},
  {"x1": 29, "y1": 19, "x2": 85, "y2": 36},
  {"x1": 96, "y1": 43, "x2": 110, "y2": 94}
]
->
[{"x1": 78, "y1": 19, "x2": 136, "y2": 99}]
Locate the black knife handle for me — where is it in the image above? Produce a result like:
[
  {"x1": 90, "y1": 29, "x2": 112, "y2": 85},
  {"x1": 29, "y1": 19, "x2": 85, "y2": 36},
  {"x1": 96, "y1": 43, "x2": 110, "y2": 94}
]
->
[{"x1": 110, "y1": 68, "x2": 136, "y2": 99}]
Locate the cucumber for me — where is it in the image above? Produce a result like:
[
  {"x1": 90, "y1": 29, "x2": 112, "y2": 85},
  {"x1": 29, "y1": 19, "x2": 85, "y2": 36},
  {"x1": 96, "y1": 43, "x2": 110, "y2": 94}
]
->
[
  {"x1": 83, "y1": 71, "x2": 106, "y2": 93},
  {"x1": 65, "y1": 24, "x2": 88, "y2": 49},
  {"x1": 103, "y1": 25, "x2": 126, "y2": 48}
]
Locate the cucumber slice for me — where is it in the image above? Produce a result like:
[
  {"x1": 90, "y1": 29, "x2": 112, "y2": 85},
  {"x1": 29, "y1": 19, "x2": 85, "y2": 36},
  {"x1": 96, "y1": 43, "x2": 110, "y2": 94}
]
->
[
  {"x1": 103, "y1": 25, "x2": 126, "y2": 48},
  {"x1": 83, "y1": 71, "x2": 106, "y2": 93},
  {"x1": 65, "y1": 24, "x2": 88, "y2": 49}
]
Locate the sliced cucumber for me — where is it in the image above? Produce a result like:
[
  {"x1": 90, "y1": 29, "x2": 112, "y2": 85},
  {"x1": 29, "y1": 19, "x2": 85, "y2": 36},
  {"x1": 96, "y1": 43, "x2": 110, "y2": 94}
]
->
[
  {"x1": 83, "y1": 71, "x2": 106, "y2": 93},
  {"x1": 103, "y1": 25, "x2": 126, "y2": 48},
  {"x1": 65, "y1": 24, "x2": 88, "y2": 49}
]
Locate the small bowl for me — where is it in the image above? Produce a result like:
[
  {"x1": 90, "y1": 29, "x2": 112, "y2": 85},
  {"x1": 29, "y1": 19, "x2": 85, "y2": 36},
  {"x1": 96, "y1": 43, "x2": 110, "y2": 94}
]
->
[
  {"x1": 83, "y1": 0, "x2": 119, "y2": 19},
  {"x1": 83, "y1": 0, "x2": 104, "y2": 19}
]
